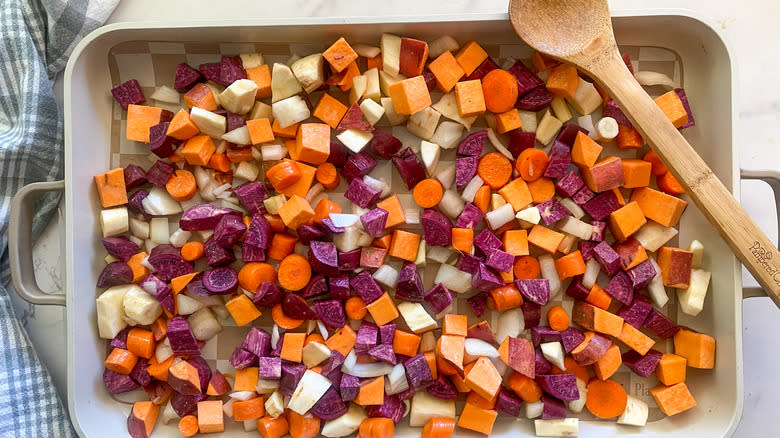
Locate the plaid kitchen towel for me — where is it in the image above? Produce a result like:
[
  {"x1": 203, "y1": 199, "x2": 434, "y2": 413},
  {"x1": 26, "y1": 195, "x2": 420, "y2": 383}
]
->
[{"x1": 0, "y1": 0, "x2": 117, "y2": 436}]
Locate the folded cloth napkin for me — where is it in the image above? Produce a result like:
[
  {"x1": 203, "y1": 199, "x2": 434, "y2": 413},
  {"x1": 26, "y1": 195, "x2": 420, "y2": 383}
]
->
[{"x1": 0, "y1": 0, "x2": 117, "y2": 436}]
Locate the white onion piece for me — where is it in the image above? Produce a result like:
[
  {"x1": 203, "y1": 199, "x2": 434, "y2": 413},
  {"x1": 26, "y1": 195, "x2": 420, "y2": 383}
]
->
[
  {"x1": 169, "y1": 228, "x2": 191, "y2": 248},
  {"x1": 486, "y1": 203, "x2": 515, "y2": 230},
  {"x1": 329, "y1": 213, "x2": 359, "y2": 228},
  {"x1": 342, "y1": 361, "x2": 394, "y2": 378},
  {"x1": 261, "y1": 143, "x2": 286, "y2": 161},
  {"x1": 582, "y1": 258, "x2": 600, "y2": 289},
  {"x1": 486, "y1": 128, "x2": 514, "y2": 160},
  {"x1": 305, "y1": 183, "x2": 324, "y2": 204},
  {"x1": 438, "y1": 190, "x2": 465, "y2": 218},
  {"x1": 635, "y1": 70, "x2": 679, "y2": 89},
  {"x1": 461, "y1": 175, "x2": 484, "y2": 203},
  {"x1": 271, "y1": 324, "x2": 280, "y2": 349},
  {"x1": 496, "y1": 307, "x2": 524, "y2": 345},
  {"x1": 539, "y1": 254, "x2": 561, "y2": 298},
  {"x1": 434, "y1": 163, "x2": 456, "y2": 189},
  {"x1": 404, "y1": 209, "x2": 420, "y2": 225},
  {"x1": 150, "y1": 85, "x2": 180, "y2": 104}
]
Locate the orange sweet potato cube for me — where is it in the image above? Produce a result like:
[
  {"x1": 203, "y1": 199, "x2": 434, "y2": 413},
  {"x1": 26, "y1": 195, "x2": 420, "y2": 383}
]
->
[
  {"x1": 454, "y1": 79, "x2": 486, "y2": 117},
  {"x1": 313, "y1": 93, "x2": 348, "y2": 129},
  {"x1": 181, "y1": 135, "x2": 216, "y2": 166},
  {"x1": 197, "y1": 400, "x2": 225, "y2": 434},
  {"x1": 233, "y1": 367, "x2": 259, "y2": 392},
  {"x1": 246, "y1": 64, "x2": 271, "y2": 99},
  {"x1": 246, "y1": 118, "x2": 274, "y2": 145},
  {"x1": 617, "y1": 124, "x2": 643, "y2": 149},
  {"x1": 527, "y1": 225, "x2": 565, "y2": 254},
  {"x1": 503, "y1": 229, "x2": 529, "y2": 256},
  {"x1": 494, "y1": 109, "x2": 523, "y2": 134},
  {"x1": 388, "y1": 76, "x2": 431, "y2": 115},
  {"x1": 166, "y1": 109, "x2": 199, "y2": 140},
  {"x1": 650, "y1": 382, "x2": 696, "y2": 416},
  {"x1": 499, "y1": 178, "x2": 533, "y2": 211},
  {"x1": 294, "y1": 123, "x2": 330, "y2": 165},
  {"x1": 545, "y1": 64, "x2": 579, "y2": 99},
  {"x1": 442, "y1": 314, "x2": 468, "y2": 337},
  {"x1": 457, "y1": 402, "x2": 498, "y2": 435},
  {"x1": 278, "y1": 195, "x2": 315, "y2": 230},
  {"x1": 617, "y1": 322, "x2": 655, "y2": 355},
  {"x1": 126, "y1": 104, "x2": 172, "y2": 143},
  {"x1": 455, "y1": 41, "x2": 488, "y2": 76},
  {"x1": 272, "y1": 119, "x2": 299, "y2": 139},
  {"x1": 673, "y1": 328, "x2": 715, "y2": 369},
  {"x1": 94, "y1": 168, "x2": 128, "y2": 208},
  {"x1": 572, "y1": 131, "x2": 603, "y2": 168},
  {"x1": 654, "y1": 90, "x2": 688, "y2": 128},
  {"x1": 280, "y1": 332, "x2": 306, "y2": 363},
  {"x1": 279, "y1": 160, "x2": 316, "y2": 199},
  {"x1": 427, "y1": 51, "x2": 464, "y2": 93},
  {"x1": 388, "y1": 229, "x2": 421, "y2": 262},
  {"x1": 366, "y1": 292, "x2": 399, "y2": 326},
  {"x1": 657, "y1": 246, "x2": 694, "y2": 288},
  {"x1": 607, "y1": 201, "x2": 647, "y2": 242},
  {"x1": 225, "y1": 295, "x2": 262, "y2": 327},
  {"x1": 656, "y1": 353, "x2": 687, "y2": 386},
  {"x1": 464, "y1": 357, "x2": 502, "y2": 401},
  {"x1": 376, "y1": 194, "x2": 406, "y2": 228},
  {"x1": 629, "y1": 187, "x2": 688, "y2": 227},
  {"x1": 621, "y1": 158, "x2": 652, "y2": 188},
  {"x1": 323, "y1": 37, "x2": 358, "y2": 73}
]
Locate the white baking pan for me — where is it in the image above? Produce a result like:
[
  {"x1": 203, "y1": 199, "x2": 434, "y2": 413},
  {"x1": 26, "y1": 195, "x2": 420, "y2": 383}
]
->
[{"x1": 8, "y1": 9, "x2": 780, "y2": 438}]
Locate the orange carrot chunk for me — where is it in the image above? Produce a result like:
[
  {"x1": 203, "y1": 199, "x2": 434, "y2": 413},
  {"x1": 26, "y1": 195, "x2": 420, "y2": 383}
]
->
[
  {"x1": 481, "y1": 69, "x2": 519, "y2": 114},
  {"x1": 478, "y1": 152, "x2": 513, "y2": 189},
  {"x1": 413, "y1": 178, "x2": 444, "y2": 208},
  {"x1": 585, "y1": 378, "x2": 628, "y2": 418},
  {"x1": 515, "y1": 148, "x2": 549, "y2": 182}
]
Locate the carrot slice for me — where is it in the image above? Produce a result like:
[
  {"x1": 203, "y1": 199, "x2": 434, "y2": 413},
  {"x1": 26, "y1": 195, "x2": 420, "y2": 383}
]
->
[
  {"x1": 289, "y1": 411, "x2": 320, "y2": 438},
  {"x1": 238, "y1": 262, "x2": 277, "y2": 293},
  {"x1": 643, "y1": 150, "x2": 668, "y2": 175},
  {"x1": 178, "y1": 415, "x2": 199, "y2": 437},
  {"x1": 477, "y1": 152, "x2": 513, "y2": 189},
  {"x1": 585, "y1": 378, "x2": 628, "y2": 418},
  {"x1": 515, "y1": 148, "x2": 549, "y2": 182},
  {"x1": 422, "y1": 417, "x2": 455, "y2": 438},
  {"x1": 315, "y1": 162, "x2": 340, "y2": 190},
  {"x1": 481, "y1": 69, "x2": 519, "y2": 114},
  {"x1": 165, "y1": 169, "x2": 197, "y2": 202},
  {"x1": 547, "y1": 305, "x2": 570, "y2": 331},
  {"x1": 657, "y1": 171, "x2": 685, "y2": 195},
  {"x1": 345, "y1": 296, "x2": 367, "y2": 320},
  {"x1": 413, "y1": 178, "x2": 444, "y2": 208},
  {"x1": 507, "y1": 372, "x2": 542, "y2": 402},
  {"x1": 257, "y1": 416, "x2": 289, "y2": 438},
  {"x1": 180, "y1": 241, "x2": 204, "y2": 261},
  {"x1": 278, "y1": 254, "x2": 311, "y2": 291},
  {"x1": 266, "y1": 161, "x2": 303, "y2": 191},
  {"x1": 513, "y1": 255, "x2": 540, "y2": 279}
]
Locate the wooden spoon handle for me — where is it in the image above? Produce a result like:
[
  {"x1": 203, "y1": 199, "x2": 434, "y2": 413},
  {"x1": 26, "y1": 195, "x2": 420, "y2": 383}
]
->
[{"x1": 591, "y1": 50, "x2": 780, "y2": 305}]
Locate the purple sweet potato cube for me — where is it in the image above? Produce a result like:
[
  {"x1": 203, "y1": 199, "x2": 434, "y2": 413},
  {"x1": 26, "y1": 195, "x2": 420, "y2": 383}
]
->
[
  {"x1": 220, "y1": 55, "x2": 247, "y2": 85},
  {"x1": 368, "y1": 343, "x2": 397, "y2": 364},
  {"x1": 516, "y1": 279, "x2": 551, "y2": 305},
  {"x1": 229, "y1": 348, "x2": 258, "y2": 369},
  {"x1": 536, "y1": 373, "x2": 580, "y2": 400},
  {"x1": 329, "y1": 275, "x2": 350, "y2": 300},
  {"x1": 578, "y1": 241, "x2": 599, "y2": 261},
  {"x1": 593, "y1": 241, "x2": 622, "y2": 276},
  {"x1": 565, "y1": 279, "x2": 590, "y2": 300},
  {"x1": 571, "y1": 185, "x2": 596, "y2": 205},
  {"x1": 541, "y1": 394, "x2": 567, "y2": 420},
  {"x1": 391, "y1": 147, "x2": 426, "y2": 190},
  {"x1": 536, "y1": 198, "x2": 572, "y2": 226},
  {"x1": 338, "y1": 249, "x2": 361, "y2": 272},
  {"x1": 422, "y1": 209, "x2": 453, "y2": 247},
  {"x1": 280, "y1": 362, "x2": 307, "y2": 397},
  {"x1": 486, "y1": 249, "x2": 515, "y2": 273},
  {"x1": 531, "y1": 326, "x2": 561, "y2": 347},
  {"x1": 360, "y1": 247, "x2": 387, "y2": 269},
  {"x1": 604, "y1": 99, "x2": 633, "y2": 128},
  {"x1": 543, "y1": 141, "x2": 571, "y2": 179},
  {"x1": 242, "y1": 328, "x2": 271, "y2": 357},
  {"x1": 344, "y1": 178, "x2": 381, "y2": 208},
  {"x1": 591, "y1": 221, "x2": 607, "y2": 242},
  {"x1": 535, "y1": 348, "x2": 552, "y2": 375},
  {"x1": 148, "y1": 122, "x2": 180, "y2": 158},
  {"x1": 395, "y1": 262, "x2": 424, "y2": 302},
  {"x1": 627, "y1": 260, "x2": 657, "y2": 290},
  {"x1": 474, "y1": 229, "x2": 502, "y2": 255},
  {"x1": 643, "y1": 309, "x2": 680, "y2": 339},
  {"x1": 457, "y1": 130, "x2": 487, "y2": 156},
  {"x1": 676, "y1": 88, "x2": 696, "y2": 129},
  {"x1": 496, "y1": 387, "x2": 524, "y2": 417},
  {"x1": 560, "y1": 327, "x2": 586, "y2": 353},
  {"x1": 257, "y1": 357, "x2": 282, "y2": 379},
  {"x1": 617, "y1": 294, "x2": 653, "y2": 328},
  {"x1": 173, "y1": 63, "x2": 203, "y2": 92},
  {"x1": 380, "y1": 324, "x2": 396, "y2": 345},
  {"x1": 343, "y1": 151, "x2": 378, "y2": 182},
  {"x1": 351, "y1": 271, "x2": 383, "y2": 303},
  {"x1": 355, "y1": 321, "x2": 378, "y2": 354},
  {"x1": 523, "y1": 302, "x2": 542, "y2": 328},
  {"x1": 456, "y1": 156, "x2": 479, "y2": 191},
  {"x1": 583, "y1": 191, "x2": 620, "y2": 221},
  {"x1": 623, "y1": 349, "x2": 663, "y2": 377},
  {"x1": 555, "y1": 171, "x2": 585, "y2": 198},
  {"x1": 604, "y1": 271, "x2": 634, "y2": 306},
  {"x1": 456, "y1": 253, "x2": 483, "y2": 276},
  {"x1": 424, "y1": 283, "x2": 453, "y2": 314},
  {"x1": 361, "y1": 208, "x2": 389, "y2": 237},
  {"x1": 340, "y1": 374, "x2": 360, "y2": 401},
  {"x1": 471, "y1": 264, "x2": 504, "y2": 292},
  {"x1": 111, "y1": 79, "x2": 145, "y2": 110},
  {"x1": 455, "y1": 202, "x2": 484, "y2": 229},
  {"x1": 467, "y1": 292, "x2": 488, "y2": 318},
  {"x1": 556, "y1": 124, "x2": 589, "y2": 148},
  {"x1": 404, "y1": 354, "x2": 434, "y2": 389}
]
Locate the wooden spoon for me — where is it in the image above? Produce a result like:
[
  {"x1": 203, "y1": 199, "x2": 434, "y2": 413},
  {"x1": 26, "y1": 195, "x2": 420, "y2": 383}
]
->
[{"x1": 509, "y1": 0, "x2": 780, "y2": 304}]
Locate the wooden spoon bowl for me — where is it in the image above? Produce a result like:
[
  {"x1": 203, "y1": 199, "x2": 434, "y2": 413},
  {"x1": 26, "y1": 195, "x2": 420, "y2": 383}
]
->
[{"x1": 509, "y1": 0, "x2": 780, "y2": 304}]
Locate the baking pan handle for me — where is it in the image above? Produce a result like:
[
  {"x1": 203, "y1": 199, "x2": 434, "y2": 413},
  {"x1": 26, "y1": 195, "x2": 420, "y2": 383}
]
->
[
  {"x1": 740, "y1": 170, "x2": 780, "y2": 299},
  {"x1": 9, "y1": 181, "x2": 66, "y2": 306}
]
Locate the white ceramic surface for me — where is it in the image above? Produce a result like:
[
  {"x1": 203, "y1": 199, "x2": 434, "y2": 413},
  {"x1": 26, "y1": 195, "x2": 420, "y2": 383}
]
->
[{"x1": 9, "y1": 1, "x2": 778, "y2": 436}]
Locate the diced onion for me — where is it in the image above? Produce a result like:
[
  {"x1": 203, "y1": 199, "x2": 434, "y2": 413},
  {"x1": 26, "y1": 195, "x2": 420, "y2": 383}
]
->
[
  {"x1": 461, "y1": 175, "x2": 484, "y2": 203},
  {"x1": 582, "y1": 258, "x2": 600, "y2": 289},
  {"x1": 539, "y1": 254, "x2": 561, "y2": 298},
  {"x1": 635, "y1": 70, "x2": 679, "y2": 89},
  {"x1": 486, "y1": 128, "x2": 514, "y2": 160}
]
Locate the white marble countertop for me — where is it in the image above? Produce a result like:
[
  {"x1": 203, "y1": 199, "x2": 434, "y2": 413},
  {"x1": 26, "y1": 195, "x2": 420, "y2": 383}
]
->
[{"x1": 10, "y1": 0, "x2": 778, "y2": 436}]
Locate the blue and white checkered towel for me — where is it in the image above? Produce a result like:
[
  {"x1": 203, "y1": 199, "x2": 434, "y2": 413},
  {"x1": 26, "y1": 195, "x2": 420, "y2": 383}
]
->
[{"x1": 0, "y1": 0, "x2": 117, "y2": 436}]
